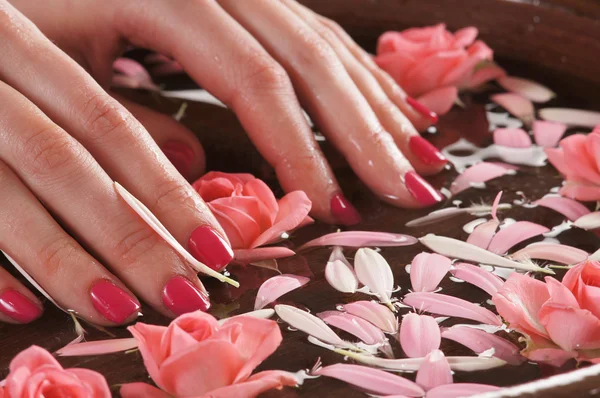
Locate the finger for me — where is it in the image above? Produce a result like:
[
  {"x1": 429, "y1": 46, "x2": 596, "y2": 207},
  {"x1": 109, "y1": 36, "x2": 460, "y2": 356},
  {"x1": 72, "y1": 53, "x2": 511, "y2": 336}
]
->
[
  {"x1": 113, "y1": 93, "x2": 206, "y2": 181},
  {"x1": 283, "y1": 0, "x2": 447, "y2": 176},
  {"x1": 217, "y1": 0, "x2": 442, "y2": 208},
  {"x1": 113, "y1": 0, "x2": 357, "y2": 224},
  {"x1": 0, "y1": 82, "x2": 209, "y2": 322},
  {"x1": 306, "y1": 6, "x2": 436, "y2": 132},
  {"x1": 0, "y1": 265, "x2": 43, "y2": 324},
  {"x1": 0, "y1": 3, "x2": 233, "y2": 268}
]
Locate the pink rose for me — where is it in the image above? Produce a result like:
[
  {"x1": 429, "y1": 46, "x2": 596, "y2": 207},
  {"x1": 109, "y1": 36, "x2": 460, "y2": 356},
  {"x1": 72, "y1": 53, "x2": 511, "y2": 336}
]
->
[
  {"x1": 375, "y1": 24, "x2": 503, "y2": 115},
  {"x1": 0, "y1": 346, "x2": 110, "y2": 398},
  {"x1": 193, "y1": 172, "x2": 312, "y2": 263},
  {"x1": 545, "y1": 127, "x2": 600, "y2": 201},
  {"x1": 120, "y1": 310, "x2": 298, "y2": 398},
  {"x1": 493, "y1": 264, "x2": 600, "y2": 367}
]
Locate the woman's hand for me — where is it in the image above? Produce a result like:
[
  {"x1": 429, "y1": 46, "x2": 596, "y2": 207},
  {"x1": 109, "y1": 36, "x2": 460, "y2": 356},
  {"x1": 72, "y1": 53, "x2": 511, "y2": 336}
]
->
[{"x1": 0, "y1": 0, "x2": 446, "y2": 325}]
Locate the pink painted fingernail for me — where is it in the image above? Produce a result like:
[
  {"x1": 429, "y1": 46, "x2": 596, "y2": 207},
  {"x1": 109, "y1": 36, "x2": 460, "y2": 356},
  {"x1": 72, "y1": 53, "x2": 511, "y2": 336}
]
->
[
  {"x1": 0, "y1": 290, "x2": 42, "y2": 323},
  {"x1": 408, "y1": 136, "x2": 447, "y2": 166},
  {"x1": 330, "y1": 193, "x2": 361, "y2": 225},
  {"x1": 406, "y1": 97, "x2": 439, "y2": 124},
  {"x1": 162, "y1": 276, "x2": 210, "y2": 316},
  {"x1": 90, "y1": 280, "x2": 140, "y2": 324},
  {"x1": 162, "y1": 141, "x2": 194, "y2": 179},
  {"x1": 404, "y1": 171, "x2": 443, "y2": 206},
  {"x1": 188, "y1": 226, "x2": 233, "y2": 271}
]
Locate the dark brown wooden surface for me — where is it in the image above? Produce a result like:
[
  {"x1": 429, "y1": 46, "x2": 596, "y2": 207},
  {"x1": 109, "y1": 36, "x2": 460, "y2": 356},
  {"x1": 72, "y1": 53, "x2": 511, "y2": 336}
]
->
[{"x1": 2, "y1": 0, "x2": 600, "y2": 396}]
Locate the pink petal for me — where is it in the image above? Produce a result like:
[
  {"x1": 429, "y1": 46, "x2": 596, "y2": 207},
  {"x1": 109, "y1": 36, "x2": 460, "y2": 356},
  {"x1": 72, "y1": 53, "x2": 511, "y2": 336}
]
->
[
  {"x1": 56, "y1": 338, "x2": 138, "y2": 357},
  {"x1": 525, "y1": 347, "x2": 576, "y2": 367},
  {"x1": 492, "y1": 273, "x2": 550, "y2": 338},
  {"x1": 540, "y1": 108, "x2": 600, "y2": 128},
  {"x1": 415, "y1": 350, "x2": 452, "y2": 390},
  {"x1": 112, "y1": 58, "x2": 158, "y2": 91},
  {"x1": 342, "y1": 301, "x2": 398, "y2": 334},
  {"x1": 574, "y1": 211, "x2": 600, "y2": 230},
  {"x1": 416, "y1": 86, "x2": 458, "y2": 115},
  {"x1": 544, "y1": 148, "x2": 569, "y2": 176},
  {"x1": 299, "y1": 231, "x2": 417, "y2": 250},
  {"x1": 234, "y1": 247, "x2": 295, "y2": 264},
  {"x1": 487, "y1": 221, "x2": 550, "y2": 254},
  {"x1": 399, "y1": 313, "x2": 441, "y2": 358},
  {"x1": 511, "y1": 243, "x2": 588, "y2": 265},
  {"x1": 121, "y1": 383, "x2": 170, "y2": 398},
  {"x1": 254, "y1": 274, "x2": 310, "y2": 310},
  {"x1": 402, "y1": 50, "x2": 467, "y2": 96},
  {"x1": 209, "y1": 204, "x2": 249, "y2": 249},
  {"x1": 454, "y1": 27, "x2": 479, "y2": 47},
  {"x1": 314, "y1": 364, "x2": 424, "y2": 397},
  {"x1": 441, "y1": 41, "x2": 492, "y2": 87},
  {"x1": 450, "y1": 262, "x2": 504, "y2": 296},
  {"x1": 441, "y1": 326, "x2": 524, "y2": 365},
  {"x1": 497, "y1": 76, "x2": 556, "y2": 103},
  {"x1": 318, "y1": 311, "x2": 387, "y2": 346},
  {"x1": 274, "y1": 305, "x2": 349, "y2": 347},
  {"x1": 427, "y1": 383, "x2": 501, "y2": 398},
  {"x1": 491, "y1": 93, "x2": 535, "y2": 125},
  {"x1": 450, "y1": 162, "x2": 511, "y2": 195},
  {"x1": 251, "y1": 191, "x2": 312, "y2": 248},
  {"x1": 464, "y1": 64, "x2": 506, "y2": 89},
  {"x1": 491, "y1": 191, "x2": 503, "y2": 221},
  {"x1": 325, "y1": 247, "x2": 358, "y2": 293},
  {"x1": 467, "y1": 219, "x2": 500, "y2": 249},
  {"x1": 533, "y1": 120, "x2": 567, "y2": 148},
  {"x1": 242, "y1": 179, "x2": 279, "y2": 225},
  {"x1": 354, "y1": 248, "x2": 395, "y2": 305},
  {"x1": 561, "y1": 181, "x2": 600, "y2": 202},
  {"x1": 493, "y1": 128, "x2": 532, "y2": 148},
  {"x1": 207, "y1": 370, "x2": 298, "y2": 398},
  {"x1": 406, "y1": 207, "x2": 468, "y2": 228},
  {"x1": 539, "y1": 303, "x2": 600, "y2": 352},
  {"x1": 403, "y1": 292, "x2": 502, "y2": 326},
  {"x1": 409, "y1": 252, "x2": 452, "y2": 292},
  {"x1": 534, "y1": 196, "x2": 591, "y2": 221},
  {"x1": 560, "y1": 134, "x2": 600, "y2": 184},
  {"x1": 375, "y1": 52, "x2": 417, "y2": 86}
]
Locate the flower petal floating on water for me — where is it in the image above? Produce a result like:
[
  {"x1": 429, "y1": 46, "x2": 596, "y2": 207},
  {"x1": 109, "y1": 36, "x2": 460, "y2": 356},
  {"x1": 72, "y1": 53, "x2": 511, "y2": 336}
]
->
[
  {"x1": 403, "y1": 292, "x2": 502, "y2": 326},
  {"x1": 441, "y1": 326, "x2": 524, "y2": 365},
  {"x1": 275, "y1": 305, "x2": 352, "y2": 349},
  {"x1": 450, "y1": 162, "x2": 512, "y2": 195},
  {"x1": 539, "y1": 108, "x2": 600, "y2": 128},
  {"x1": 399, "y1": 313, "x2": 441, "y2": 358},
  {"x1": 467, "y1": 220, "x2": 500, "y2": 250},
  {"x1": 497, "y1": 76, "x2": 556, "y2": 103},
  {"x1": 450, "y1": 262, "x2": 504, "y2": 296},
  {"x1": 491, "y1": 93, "x2": 535, "y2": 125},
  {"x1": 234, "y1": 247, "x2": 296, "y2": 264},
  {"x1": 56, "y1": 338, "x2": 138, "y2": 357},
  {"x1": 493, "y1": 128, "x2": 532, "y2": 148},
  {"x1": 254, "y1": 275, "x2": 310, "y2": 310},
  {"x1": 325, "y1": 247, "x2": 359, "y2": 294},
  {"x1": 299, "y1": 231, "x2": 417, "y2": 250},
  {"x1": 426, "y1": 383, "x2": 501, "y2": 398},
  {"x1": 533, "y1": 120, "x2": 567, "y2": 148},
  {"x1": 534, "y1": 196, "x2": 591, "y2": 222},
  {"x1": 510, "y1": 243, "x2": 588, "y2": 265},
  {"x1": 313, "y1": 363, "x2": 425, "y2": 397},
  {"x1": 573, "y1": 211, "x2": 600, "y2": 230},
  {"x1": 342, "y1": 301, "x2": 398, "y2": 334},
  {"x1": 487, "y1": 221, "x2": 550, "y2": 255},
  {"x1": 354, "y1": 248, "x2": 395, "y2": 307},
  {"x1": 410, "y1": 252, "x2": 452, "y2": 292},
  {"x1": 419, "y1": 234, "x2": 553, "y2": 274},
  {"x1": 415, "y1": 349, "x2": 452, "y2": 391},
  {"x1": 318, "y1": 311, "x2": 388, "y2": 348}
]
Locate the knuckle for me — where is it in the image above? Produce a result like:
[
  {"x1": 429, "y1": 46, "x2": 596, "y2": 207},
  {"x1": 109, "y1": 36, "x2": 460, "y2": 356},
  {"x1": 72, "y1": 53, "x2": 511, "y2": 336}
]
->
[
  {"x1": 37, "y1": 237, "x2": 78, "y2": 280},
  {"x1": 112, "y1": 223, "x2": 159, "y2": 265},
  {"x1": 242, "y1": 51, "x2": 290, "y2": 92},
  {"x1": 0, "y1": 160, "x2": 11, "y2": 185},
  {"x1": 299, "y1": 33, "x2": 337, "y2": 64},
  {"x1": 153, "y1": 179, "x2": 198, "y2": 213},
  {"x1": 80, "y1": 94, "x2": 132, "y2": 143},
  {"x1": 19, "y1": 125, "x2": 83, "y2": 178}
]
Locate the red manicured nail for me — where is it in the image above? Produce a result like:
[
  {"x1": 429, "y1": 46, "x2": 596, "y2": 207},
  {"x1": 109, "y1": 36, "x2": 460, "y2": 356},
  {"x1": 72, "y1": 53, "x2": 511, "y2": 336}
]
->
[
  {"x1": 188, "y1": 226, "x2": 233, "y2": 271},
  {"x1": 162, "y1": 141, "x2": 194, "y2": 179},
  {"x1": 404, "y1": 171, "x2": 443, "y2": 206},
  {"x1": 408, "y1": 136, "x2": 447, "y2": 166},
  {"x1": 330, "y1": 193, "x2": 361, "y2": 225},
  {"x1": 162, "y1": 276, "x2": 210, "y2": 316},
  {"x1": 406, "y1": 97, "x2": 439, "y2": 124},
  {"x1": 90, "y1": 280, "x2": 140, "y2": 324},
  {"x1": 0, "y1": 290, "x2": 42, "y2": 323}
]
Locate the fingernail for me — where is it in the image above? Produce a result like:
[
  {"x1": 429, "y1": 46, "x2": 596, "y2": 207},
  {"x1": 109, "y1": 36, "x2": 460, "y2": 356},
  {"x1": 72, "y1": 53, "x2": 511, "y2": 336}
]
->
[
  {"x1": 162, "y1": 276, "x2": 210, "y2": 316},
  {"x1": 408, "y1": 136, "x2": 447, "y2": 166},
  {"x1": 330, "y1": 193, "x2": 362, "y2": 225},
  {"x1": 188, "y1": 226, "x2": 233, "y2": 271},
  {"x1": 162, "y1": 141, "x2": 194, "y2": 179},
  {"x1": 404, "y1": 171, "x2": 443, "y2": 206},
  {"x1": 90, "y1": 280, "x2": 140, "y2": 324},
  {"x1": 0, "y1": 290, "x2": 42, "y2": 323},
  {"x1": 406, "y1": 97, "x2": 439, "y2": 124}
]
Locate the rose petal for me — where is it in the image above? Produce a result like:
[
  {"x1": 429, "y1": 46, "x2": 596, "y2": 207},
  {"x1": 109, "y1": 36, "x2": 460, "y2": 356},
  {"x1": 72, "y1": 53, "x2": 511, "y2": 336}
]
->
[
  {"x1": 464, "y1": 64, "x2": 506, "y2": 89},
  {"x1": 487, "y1": 221, "x2": 550, "y2": 255},
  {"x1": 399, "y1": 313, "x2": 441, "y2": 358},
  {"x1": 450, "y1": 162, "x2": 511, "y2": 195},
  {"x1": 415, "y1": 349, "x2": 452, "y2": 391},
  {"x1": 417, "y1": 86, "x2": 458, "y2": 115},
  {"x1": 441, "y1": 326, "x2": 524, "y2": 365},
  {"x1": 206, "y1": 370, "x2": 298, "y2": 398},
  {"x1": 533, "y1": 120, "x2": 567, "y2": 148},
  {"x1": 467, "y1": 220, "x2": 500, "y2": 250},
  {"x1": 121, "y1": 383, "x2": 170, "y2": 398},
  {"x1": 491, "y1": 93, "x2": 535, "y2": 125},
  {"x1": 403, "y1": 292, "x2": 502, "y2": 325},
  {"x1": 409, "y1": 252, "x2": 452, "y2": 292},
  {"x1": 318, "y1": 311, "x2": 387, "y2": 346},
  {"x1": 254, "y1": 275, "x2": 310, "y2": 310},
  {"x1": 450, "y1": 262, "x2": 504, "y2": 296},
  {"x1": 497, "y1": 76, "x2": 556, "y2": 103},
  {"x1": 56, "y1": 338, "x2": 138, "y2": 357},
  {"x1": 534, "y1": 196, "x2": 591, "y2": 221},
  {"x1": 560, "y1": 134, "x2": 600, "y2": 184},
  {"x1": 493, "y1": 128, "x2": 532, "y2": 148},
  {"x1": 342, "y1": 301, "x2": 398, "y2": 334},
  {"x1": 234, "y1": 247, "x2": 296, "y2": 264}
]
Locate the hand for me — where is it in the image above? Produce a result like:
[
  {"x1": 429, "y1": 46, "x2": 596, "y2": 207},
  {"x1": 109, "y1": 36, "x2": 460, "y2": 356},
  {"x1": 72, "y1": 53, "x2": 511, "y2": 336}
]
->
[{"x1": 0, "y1": 0, "x2": 446, "y2": 325}]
